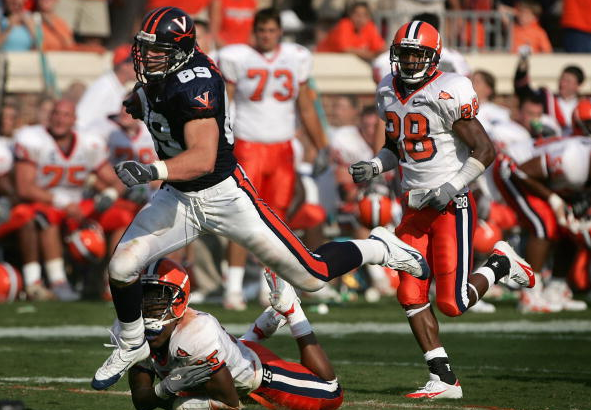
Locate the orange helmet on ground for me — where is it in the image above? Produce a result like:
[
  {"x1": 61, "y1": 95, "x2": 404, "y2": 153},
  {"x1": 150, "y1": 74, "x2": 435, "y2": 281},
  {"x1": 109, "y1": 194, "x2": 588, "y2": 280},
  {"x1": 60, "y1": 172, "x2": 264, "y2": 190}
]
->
[
  {"x1": 358, "y1": 193, "x2": 393, "y2": 229},
  {"x1": 572, "y1": 98, "x2": 591, "y2": 136},
  {"x1": 141, "y1": 258, "x2": 190, "y2": 336},
  {"x1": 391, "y1": 20, "x2": 442, "y2": 84},
  {"x1": 67, "y1": 223, "x2": 106, "y2": 263},
  {"x1": 0, "y1": 262, "x2": 22, "y2": 302},
  {"x1": 473, "y1": 220, "x2": 502, "y2": 254}
]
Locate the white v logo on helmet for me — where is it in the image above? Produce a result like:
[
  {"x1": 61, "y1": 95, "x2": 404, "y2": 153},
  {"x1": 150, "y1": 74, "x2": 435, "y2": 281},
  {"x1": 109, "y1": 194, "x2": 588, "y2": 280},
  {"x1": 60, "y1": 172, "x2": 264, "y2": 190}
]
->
[{"x1": 172, "y1": 16, "x2": 187, "y2": 32}]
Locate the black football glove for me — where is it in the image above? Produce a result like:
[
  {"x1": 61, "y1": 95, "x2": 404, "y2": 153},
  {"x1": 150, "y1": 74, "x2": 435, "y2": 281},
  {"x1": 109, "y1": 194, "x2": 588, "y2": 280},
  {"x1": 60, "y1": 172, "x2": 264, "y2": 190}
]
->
[
  {"x1": 417, "y1": 182, "x2": 459, "y2": 211},
  {"x1": 115, "y1": 161, "x2": 157, "y2": 188},
  {"x1": 122, "y1": 84, "x2": 144, "y2": 120},
  {"x1": 93, "y1": 188, "x2": 118, "y2": 213},
  {"x1": 349, "y1": 161, "x2": 378, "y2": 183},
  {"x1": 154, "y1": 363, "x2": 213, "y2": 399}
]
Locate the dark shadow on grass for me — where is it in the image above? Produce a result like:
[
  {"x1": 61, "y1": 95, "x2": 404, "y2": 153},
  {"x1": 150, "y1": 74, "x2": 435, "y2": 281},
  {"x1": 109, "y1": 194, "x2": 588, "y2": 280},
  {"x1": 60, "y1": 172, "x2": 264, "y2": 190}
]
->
[{"x1": 343, "y1": 386, "x2": 414, "y2": 396}]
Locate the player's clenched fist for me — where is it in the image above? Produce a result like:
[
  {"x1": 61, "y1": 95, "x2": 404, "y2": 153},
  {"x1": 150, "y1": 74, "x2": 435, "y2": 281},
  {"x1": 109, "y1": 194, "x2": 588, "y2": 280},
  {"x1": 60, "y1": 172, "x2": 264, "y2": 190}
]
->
[
  {"x1": 349, "y1": 161, "x2": 378, "y2": 183},
  {"x1": 115, "y1": 161, "x2": 157, "y2": 187}
]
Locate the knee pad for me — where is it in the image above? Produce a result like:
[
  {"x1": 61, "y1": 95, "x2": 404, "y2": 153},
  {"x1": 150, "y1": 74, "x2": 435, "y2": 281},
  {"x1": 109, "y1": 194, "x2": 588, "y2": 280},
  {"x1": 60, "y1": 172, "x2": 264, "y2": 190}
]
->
[
  {"x1": 108, "y1": 242, "x2": 149, "y2": 284},
  {"x1": 436, "y1": 299, "x2": 463, "y2": 317}
]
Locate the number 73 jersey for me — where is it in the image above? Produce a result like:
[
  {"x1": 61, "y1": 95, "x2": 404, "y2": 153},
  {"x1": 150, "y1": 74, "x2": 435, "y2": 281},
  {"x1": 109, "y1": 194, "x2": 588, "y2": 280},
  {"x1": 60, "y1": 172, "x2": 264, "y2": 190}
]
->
[
  {"x1": 218, "y1": 43, "x2": 312, "y2": 143},
  {"x1": 376, "y1": 71, "x2": 479, "y2": 192}
]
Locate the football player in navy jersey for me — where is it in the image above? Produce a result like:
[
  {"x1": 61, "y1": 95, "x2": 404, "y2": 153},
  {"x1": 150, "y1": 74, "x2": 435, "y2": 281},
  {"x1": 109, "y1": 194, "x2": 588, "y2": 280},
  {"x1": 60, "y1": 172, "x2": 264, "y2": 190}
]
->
[{"x1": 92, "y1": 6, "x2": 430, "y2": 391}]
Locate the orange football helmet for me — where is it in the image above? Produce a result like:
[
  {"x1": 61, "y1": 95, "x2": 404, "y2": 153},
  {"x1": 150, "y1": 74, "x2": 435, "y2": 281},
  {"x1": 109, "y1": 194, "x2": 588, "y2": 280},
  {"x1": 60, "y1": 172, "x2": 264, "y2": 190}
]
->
[
  {"x1": 572, "y1": 98, "x2": 591, "y2": 136},
  {"x1": 141, "y1": 258, "x2": 190, "y2": 335},
  {"x1": 391, "y1": 20, "x2": 442, "y2": 84},
  {"x1": 473, "y1": 220, "x2": 502, "y2": 254},
  {"x1": 67, "y1": 223, "x2": 107, "y2": 263},
  {"x1": 0, "y1": 262, "x2": 22, "y2": 303},
  {"x1": 358, "y1": 193, "x2": 393, "y2": 229}
]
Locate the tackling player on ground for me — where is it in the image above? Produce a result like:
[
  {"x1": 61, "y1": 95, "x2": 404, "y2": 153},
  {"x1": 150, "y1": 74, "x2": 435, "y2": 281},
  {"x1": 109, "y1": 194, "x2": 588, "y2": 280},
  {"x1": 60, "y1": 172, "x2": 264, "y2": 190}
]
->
[
  {"x1": 127, "y1": 259, "x2": 343, "y2": 410},
  {"x1": 92, "y1": 7, "x2": 429, "y2": 390},
  {"x1": 349, "y1": 20, "x2": 535, "y2": 398}
]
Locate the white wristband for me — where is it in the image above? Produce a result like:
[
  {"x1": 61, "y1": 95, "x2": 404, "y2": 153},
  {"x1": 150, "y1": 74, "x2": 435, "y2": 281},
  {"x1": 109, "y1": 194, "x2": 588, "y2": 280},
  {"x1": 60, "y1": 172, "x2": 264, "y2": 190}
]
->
[
  {"x1": 101, "y1": 187, "x2": 118, "y2": 201},
  {"x1": 448, "y1": 157, "x2": 486, "y2": 191},
  {"x1": 52, "y1": 193, "x2": 71, "y2": 209},
  {"x1": 152, "y1": 161, "x2": 169, "y2": 180},
  {"x1": 548, "y1": 193, "x2": 564, "y2": 212}
]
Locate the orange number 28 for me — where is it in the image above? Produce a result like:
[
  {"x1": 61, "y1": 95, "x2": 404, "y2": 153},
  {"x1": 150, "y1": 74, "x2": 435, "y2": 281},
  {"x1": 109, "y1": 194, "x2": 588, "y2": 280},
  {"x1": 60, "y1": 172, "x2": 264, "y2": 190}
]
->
[{"x1": 385, "y1": 112, "x2": 436, "y2": 162}]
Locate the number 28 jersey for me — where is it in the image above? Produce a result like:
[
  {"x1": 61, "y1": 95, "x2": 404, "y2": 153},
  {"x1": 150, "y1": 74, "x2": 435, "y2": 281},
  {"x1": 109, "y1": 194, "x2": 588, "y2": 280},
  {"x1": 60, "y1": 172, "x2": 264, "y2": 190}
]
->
[
  {"x1": 218, "y1": 43, "x2": 313, "y2": 143},
  {"x1": 376, "y1": 71, "x2": 479, "y2": 192}
]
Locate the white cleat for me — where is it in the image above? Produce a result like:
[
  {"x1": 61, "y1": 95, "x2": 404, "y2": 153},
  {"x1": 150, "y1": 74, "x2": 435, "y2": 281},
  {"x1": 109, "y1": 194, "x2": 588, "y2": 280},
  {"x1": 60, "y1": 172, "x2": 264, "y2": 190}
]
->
[
  {"x1": 91, "y1": 337, "x2": 150, "y2": 390},
  {"x1": 469, "y1": 299, "x2": 496, "y2": 313},
  {"x1": 518, "y1": 289, "x2": 562, "y2": 313},
  {"x1": 543, "y1": 280, "x2": 587, "y2": 311},
  {"x1": 493, "y1": 241, "x2": 535, "y2": 288},
  {"x1": 223, "y1": 291, "x2": 247, "y2": 311},
  {"x1": 264, "y1": 268, "x2": 300, "y2": 316},
  {"x1": 405, "y1": 376, "x2": 463, "y2": 399},
  {"x1": 369, "y1": 227, "x2": 430, "y2": 280}
]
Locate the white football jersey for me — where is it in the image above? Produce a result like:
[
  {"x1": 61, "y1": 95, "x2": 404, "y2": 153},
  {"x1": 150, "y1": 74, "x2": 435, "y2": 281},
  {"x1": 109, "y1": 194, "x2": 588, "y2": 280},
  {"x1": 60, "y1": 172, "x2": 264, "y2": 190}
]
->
[
  {"x1": 218, "y1": 43, "x2": 312, "y2": 143},
  {"x1": 534, "y1": 137, "x2": 591, "y2": 193},
  {"x1": 376, "y1": 71, "x2": 477, "y2": 192},
  {"x1": 107, "y1": 124, "x2": 157, "y2": 166},
  {"x1": 476, "y1": 101, "x2": 511, "y2": 133},
  {"x1": 0, "y1": 137, "x2": 13, "y2": 176},
  {"x1": 14, "y1": 125, "x2": 108, "y2": 204},
  {"x1": 488, "y1": 120, "x2": 535, "y2": 165},
  {"x1": 137, "y1": 309, "x2": 262, "y2": 396}
]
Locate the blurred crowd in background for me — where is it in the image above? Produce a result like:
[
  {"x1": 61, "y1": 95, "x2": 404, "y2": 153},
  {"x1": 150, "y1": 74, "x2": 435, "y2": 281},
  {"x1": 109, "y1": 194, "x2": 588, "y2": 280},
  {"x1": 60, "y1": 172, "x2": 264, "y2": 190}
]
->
[{"x1": 0, "y1": 0, "x2": 589, "y2": 316}]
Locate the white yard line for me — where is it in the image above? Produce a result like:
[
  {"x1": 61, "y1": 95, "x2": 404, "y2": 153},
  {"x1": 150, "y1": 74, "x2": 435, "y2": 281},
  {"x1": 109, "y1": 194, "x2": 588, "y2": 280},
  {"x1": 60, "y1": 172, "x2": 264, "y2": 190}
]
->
[{"x1": 1, "y1": 320, "x2": 591, "y2": 339}]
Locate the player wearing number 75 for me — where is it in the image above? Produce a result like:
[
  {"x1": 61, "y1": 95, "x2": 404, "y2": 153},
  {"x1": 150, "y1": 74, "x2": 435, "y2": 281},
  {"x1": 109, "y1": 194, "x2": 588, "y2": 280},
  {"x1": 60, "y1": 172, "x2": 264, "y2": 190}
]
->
[
  {"x1": 94, "y1": 6, "x2": 430, "y2": 391},
  {"x1": 349, "y1": 21, "x2": 535, "y2": 399}
]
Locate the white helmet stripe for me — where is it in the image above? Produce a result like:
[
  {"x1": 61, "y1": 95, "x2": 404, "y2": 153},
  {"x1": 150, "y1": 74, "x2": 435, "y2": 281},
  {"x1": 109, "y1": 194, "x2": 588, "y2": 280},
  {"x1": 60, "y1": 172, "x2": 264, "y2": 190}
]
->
[
  {"x1": 407, "y1": 20, "x2": 421, "y2": 39},
  {"x1": 71, "y1": 234, "x2": 92, "y2": 259},
  {"x1": 371, "y1": 196, "x2": 380, "y2": 227}
]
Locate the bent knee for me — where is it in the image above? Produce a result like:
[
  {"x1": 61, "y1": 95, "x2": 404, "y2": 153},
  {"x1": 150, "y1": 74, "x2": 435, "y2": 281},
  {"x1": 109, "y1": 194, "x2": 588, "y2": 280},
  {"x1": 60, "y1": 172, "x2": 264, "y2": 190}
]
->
[
  {"x1": 109, "y1": 250, "x2": 144, "y2": 284},
  {"x1": 436, "y1": 300, "x2": 463, "y2": 317}
]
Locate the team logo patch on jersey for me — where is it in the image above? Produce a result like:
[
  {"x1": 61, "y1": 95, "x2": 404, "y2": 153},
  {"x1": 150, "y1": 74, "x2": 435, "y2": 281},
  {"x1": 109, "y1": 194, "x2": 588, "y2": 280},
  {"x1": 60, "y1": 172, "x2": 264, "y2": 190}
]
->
[
  {"x1": 176, "y1": 347, "x2": 190, "y2": 357},
  {"x1": 438, "y1": 91, "x2": 454, "y2": 100},
  {"x1": 193, "y1": 91, "x2": 215, "y2": 110}
]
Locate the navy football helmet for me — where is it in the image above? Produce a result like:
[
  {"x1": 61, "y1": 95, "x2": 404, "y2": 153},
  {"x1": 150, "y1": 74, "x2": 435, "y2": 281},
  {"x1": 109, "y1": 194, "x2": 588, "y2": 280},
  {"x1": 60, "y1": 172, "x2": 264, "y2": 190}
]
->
[{"x1": 133, "y1": 7, "x2": 196, "y2": 83}]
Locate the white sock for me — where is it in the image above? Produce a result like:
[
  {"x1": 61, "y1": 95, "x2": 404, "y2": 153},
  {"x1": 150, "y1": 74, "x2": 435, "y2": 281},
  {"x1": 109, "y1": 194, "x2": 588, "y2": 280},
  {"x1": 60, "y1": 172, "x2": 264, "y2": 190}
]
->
[
  {"x1": 119, "y1": 316, "x2": 145, "y2": 346},
  {"x1": 225, "y1": 266, "x2": 245, "y2": 295},
  {"x1": 45, "y1": 258, "x2": 67, "y2": 285},
  {"x1": 424, "y1": 346, "x2": 447, "y2": 361},
  {"x1": 473, "y1": 266, "x2": 495, "y2": 289},
  {"x1": 286, "y1": 302, "x2": 312, "y2": 338},
  {"x1": 22, "y1": 262, "x2": 42, "y2": 287},
  {"x1": 350, "y1": 239, "x2": 386, "y2": 265}
]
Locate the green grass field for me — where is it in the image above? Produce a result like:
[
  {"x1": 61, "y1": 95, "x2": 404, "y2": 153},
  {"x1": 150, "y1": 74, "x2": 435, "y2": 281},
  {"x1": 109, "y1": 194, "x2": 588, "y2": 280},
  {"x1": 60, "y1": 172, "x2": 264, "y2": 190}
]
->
[{"x1": 0, "y1": 299, "x2": 590, "y2": 410}]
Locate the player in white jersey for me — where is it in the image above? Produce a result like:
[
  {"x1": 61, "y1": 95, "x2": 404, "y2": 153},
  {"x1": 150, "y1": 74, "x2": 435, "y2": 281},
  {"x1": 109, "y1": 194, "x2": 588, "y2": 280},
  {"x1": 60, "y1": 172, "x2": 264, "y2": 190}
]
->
[
  {"x1": 349, "y1": 21, "x2": 535, "y2": 398},
  {"x1": 217, "y1": 8, "x2": 328, "y2": 310},
  {"x1": 493, "y1": 137, "x2": 590, "y2": 312},
  {"x1": 127, "y1": 258, "x2": 343, "y2": 410},
  {"x1": 13, "y1": 100, "x2": 125, "y2": 301}
]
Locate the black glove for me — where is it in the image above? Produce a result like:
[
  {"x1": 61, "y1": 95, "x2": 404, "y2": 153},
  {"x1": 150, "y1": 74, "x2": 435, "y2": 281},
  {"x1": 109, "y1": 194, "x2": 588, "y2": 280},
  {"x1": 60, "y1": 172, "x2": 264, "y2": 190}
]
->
[
  {"x1": 94, "y1": 188, "x2": 118, "y2": 213},
  {"x1": 154, "y1": 363, "x2": 213, "y2": 399},
  {"x1": 122, "y1": 84, "x2": 144, "y2": 120},
  {"x1": 349, "y1": 161, "x2": 378, "y2": 183},
  {"x1": 417, "y1": 182, "x2": 460, "y2": 211},
  {"x1": 115, "y1": 161, "x2": 157, "y2": 188},
  {"x1": 312, "y1": 147, "x2": 330, "y2": 177},
  {"x1": 0, "y1": 196, "x2": 12, "y2": 224}
]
